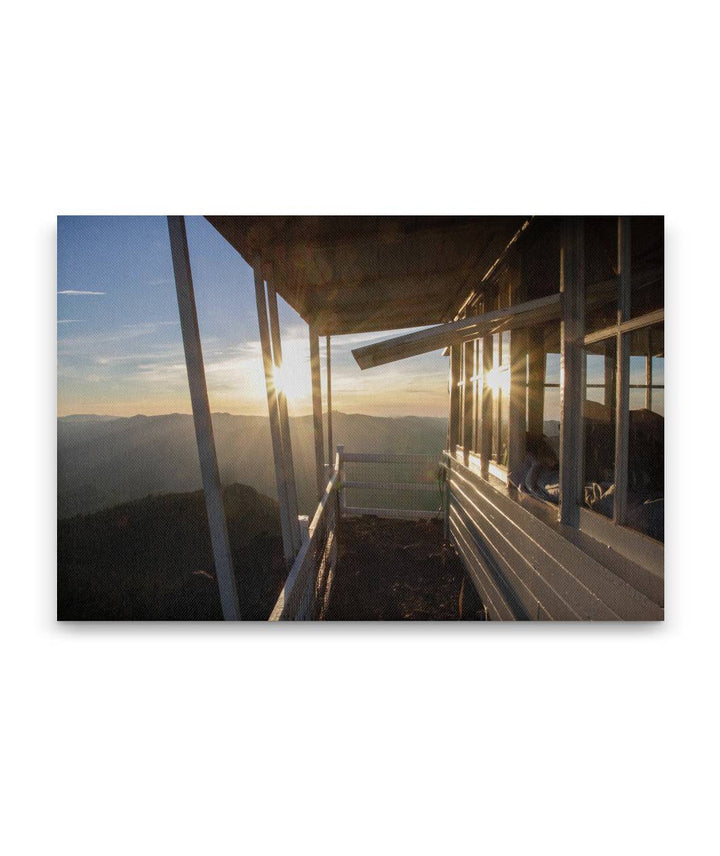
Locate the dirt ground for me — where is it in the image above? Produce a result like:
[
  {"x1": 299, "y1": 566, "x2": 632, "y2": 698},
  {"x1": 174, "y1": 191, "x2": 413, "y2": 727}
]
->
[{"x1": 323, "y1": 515, "x2": 484, "y2": 621}]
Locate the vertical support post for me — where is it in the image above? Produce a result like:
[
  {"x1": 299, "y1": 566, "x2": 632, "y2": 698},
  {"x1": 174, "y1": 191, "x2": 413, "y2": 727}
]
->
[
  {"x1": 337, "y1": 445, "x2": 346, "y2": 514},
  {"x1": 614, "y1": 216, "x2": 631, "y2": 525},
  {"x1": 449, "y1": 345, "x2": 461, "y2": 457},
  {"x1": 309, "y1": 326, "x2": 326, "y2": 499},
  {"x1": 509, "y1": 261, "x2": 527, "y2": 474},
  {"x1": 326, "y1": 335, "x2": 333, "y2": 470},
  {"x1": 645, "y1": 327, "x2": 652, "y2": 411},
  {"x1": 559, "y1": 216, "x2": 585, "y2": 527},
  {"x1": 527, "y1": 327, "x2": 545, "y2": 437},
  {"x1": 480, "y1": 334, "x2": 493, "y2": 479},
  {"x1": 266, "y1": 280, "x2": 302, "y2": 554},
  {"x1": 253, "y1": 265, "x2": 295, "y2": 567},
  {"x1": 509, "y1": 330, "x2": 527, "y2": 473},
  {"x1": 167, "y1": 216, "x2": 240, "y2": 621},
  {"x1": 462, "y1": 342, "x2": 474, "y2": 465}
]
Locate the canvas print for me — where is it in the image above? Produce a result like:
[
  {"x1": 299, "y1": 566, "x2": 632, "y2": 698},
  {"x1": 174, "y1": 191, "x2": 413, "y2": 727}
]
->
[{"x1": 57, "y1": 215, "x2": 664, "y2": 620}]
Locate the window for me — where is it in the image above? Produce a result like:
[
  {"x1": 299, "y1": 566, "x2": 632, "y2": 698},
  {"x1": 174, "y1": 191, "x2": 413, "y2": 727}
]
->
[
  {"x1": 630, "y1": 216, "x2": 664, "y2": 318},
  {"x1": 446, "y1": 217, "x2": 663, "y2": 546},
  {"x1": 583, "y1": 338, "x2": 617, "y2": 519},
  {"x1": 490, "y1": 331, "x2": 510, "y2": 466},
  {"x1": 542, "y1": 350, "x2": 561, "y2": 454},
  {"x1": 626, "y1": 323, "x2": 664, "y2": 540},
  {"x1": 581, "y1": 217, "x2": 664, "y2": 541},
  {"x1": 472, "y1": 339, "x2": 482, "y2": 451}
]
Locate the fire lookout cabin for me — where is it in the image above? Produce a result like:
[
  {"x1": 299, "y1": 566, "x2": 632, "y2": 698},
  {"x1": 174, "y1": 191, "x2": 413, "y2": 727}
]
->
[{"x1": 167, "y1": 215, "x2": 664, "y2": 621}]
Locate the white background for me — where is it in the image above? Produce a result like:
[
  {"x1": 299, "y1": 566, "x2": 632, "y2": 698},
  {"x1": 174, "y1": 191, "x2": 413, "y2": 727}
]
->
[{"x1": 2, "y1": 2, "x2": 718, "y2": 854}]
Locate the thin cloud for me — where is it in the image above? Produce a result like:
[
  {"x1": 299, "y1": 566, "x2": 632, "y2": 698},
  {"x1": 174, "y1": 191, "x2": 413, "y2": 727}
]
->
[{"x1": 58, "y1": 289, "x2": 106, "y2": 295}]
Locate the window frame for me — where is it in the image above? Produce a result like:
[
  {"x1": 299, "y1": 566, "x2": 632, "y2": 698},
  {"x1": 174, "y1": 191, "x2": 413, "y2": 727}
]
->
[
  {"x1": 578, "y1": 216, "x2": 664, "y2": 547},
  {"x1": 445, "y1": 216, "x2": 663, "y2": 564}
]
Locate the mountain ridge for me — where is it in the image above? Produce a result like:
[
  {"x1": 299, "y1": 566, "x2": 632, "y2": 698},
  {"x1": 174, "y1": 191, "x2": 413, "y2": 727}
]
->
[{"x1": 58, "y1": 411, "x2": 448, "y2": 519}]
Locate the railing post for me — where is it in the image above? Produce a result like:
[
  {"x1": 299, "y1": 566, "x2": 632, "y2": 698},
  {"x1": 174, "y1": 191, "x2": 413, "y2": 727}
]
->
[
  {"x1": 443, "y1": 455, "x2": 451, "y2": 541},
  {"x1": 337, "y1": 445, "x2": 345, "y2": 514}
]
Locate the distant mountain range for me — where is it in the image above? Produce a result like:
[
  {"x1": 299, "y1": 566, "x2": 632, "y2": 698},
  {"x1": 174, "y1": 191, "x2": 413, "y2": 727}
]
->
[{"x1": 58, "y1": 412, "x2": 448, "y2": 518}]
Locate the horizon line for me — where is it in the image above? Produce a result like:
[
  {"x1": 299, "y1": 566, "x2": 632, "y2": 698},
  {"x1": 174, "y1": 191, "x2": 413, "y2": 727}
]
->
[{"x1": 57, "y1": 410, "x2": 449, "y2": 421}]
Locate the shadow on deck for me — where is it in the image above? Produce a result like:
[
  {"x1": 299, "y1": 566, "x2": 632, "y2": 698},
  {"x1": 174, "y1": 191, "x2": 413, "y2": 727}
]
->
[{"x1": 323, "y1": 516, "x2": 484, "y2": 621}]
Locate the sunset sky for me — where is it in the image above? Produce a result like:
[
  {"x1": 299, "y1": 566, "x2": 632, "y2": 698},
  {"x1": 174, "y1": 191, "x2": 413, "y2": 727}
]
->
[{"x1": 57, "y1": 216, "x2": 449, "y2": 418}]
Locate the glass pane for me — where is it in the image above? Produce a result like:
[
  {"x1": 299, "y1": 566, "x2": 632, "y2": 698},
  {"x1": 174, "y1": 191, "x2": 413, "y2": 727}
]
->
[
  {"x1": 629, "y1": 355, "x2": 647, "y2": 386},
  {"x1": 521, "y1": 219, "x2": 561, "y2": 300},
  {"x1": 629, "y1": 388, "x2": 646, "y2": 411},
  {"x1": 489, "y1": 333, "x2": 510, "y2": 466},
  {"x1": 583, "y1": 338, "x2": 617, "y2": 518},
  {"x1": 651, "y1": 389, "x2": 664, "y2": 418},
  {"x1": 626, "y1": 323, "x2": 664, "y2": 540},
  {"x1": 499, "y1": 388, "x2": 509, "y2": 466},
  {"x1": 585, "y1": 216, "x2": 618, "y2": 285},
  {"x1": 501, "y1": 332, "x2": 510, "y2": 367},
  {"x1": 543, "y1": 352, "x2": 561, "y2": 453},
  {"x1": 585, "y1": 279, "x2": 618, "y2": 334},
  {"x1": 472, "y1": 340, "x2": 481, "y2": 451},
  {"x1": 545, "y1": 352, "x2": 561, "y2": 385},
  {"x1": 652, "y1": 354, "x2": 664, "y2": 387},
  {"x1": 630, "y1": 216, "x2": 664, "y2": 318}
]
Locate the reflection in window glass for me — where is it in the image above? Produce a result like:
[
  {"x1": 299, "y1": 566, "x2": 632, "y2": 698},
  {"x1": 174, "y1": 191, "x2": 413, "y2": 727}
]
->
[
  {"x1": 543, "y1": 352, "x2": 561, "y2": 453},
  {"x1": 630, "y1": 216, "x2": 664, "y2": 318},
  {"x1": 626, "y1": 324, "x2": 664, "y2": 540},
  {"x1": 583, "y1": 338, "x2": 617, "y2": 518},
  {"x1": 652, "y1": 354, "x2": 664, "y2": 385},
  {"x1": 472, "y1": 339, "x2": 481, "y2": 451},
  {"x1": 585, "y1": 217, "x2": 619, "y2": 334},
  {"x1": 490, "y1": 332, "x2": 510, "y2": 466},
  {"x1": 629, "y1": 355, "x2": 646, "y2": 386},
  {"x1": 458, "y1": 342, "x2": 466, "y2": 445},
  {"x1": 545, "y1": 352, "x2": 561, "y2": 385}
]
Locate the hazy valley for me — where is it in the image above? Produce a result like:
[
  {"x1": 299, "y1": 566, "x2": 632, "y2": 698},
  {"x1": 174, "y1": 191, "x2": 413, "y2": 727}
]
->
[{"x1": 58, "y1": 411, "x2": 449, "y2": 519}]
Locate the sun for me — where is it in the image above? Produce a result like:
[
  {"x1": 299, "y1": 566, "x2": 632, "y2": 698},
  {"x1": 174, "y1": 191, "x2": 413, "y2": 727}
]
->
[{"x1": 273, "y1": 340, "x2": 312, "y2": 407}]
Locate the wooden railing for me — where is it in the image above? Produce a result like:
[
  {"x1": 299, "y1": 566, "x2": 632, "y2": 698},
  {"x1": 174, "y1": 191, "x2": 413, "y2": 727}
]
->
[
  {"x1": 340, "y1": 448, "x2": 443, "y2": 521},
  {"x1": 269, "y1": 454, "x2": 341, "y2": 621},
  {"x1": 269, "y1": 448, "x2": 443, "y2": 620}
]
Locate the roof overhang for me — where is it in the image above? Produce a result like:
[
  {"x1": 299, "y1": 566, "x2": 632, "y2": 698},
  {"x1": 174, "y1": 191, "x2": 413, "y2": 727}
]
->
[{"x1": 205, "y1": 216, "x2": 527, "y2": 335}]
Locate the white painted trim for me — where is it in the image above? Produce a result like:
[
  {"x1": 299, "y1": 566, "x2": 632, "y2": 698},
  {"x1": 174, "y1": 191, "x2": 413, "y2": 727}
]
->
[
  {"x1": 343, "y1": 507, "x2": 441, "y2": 521},
  {"x1": 168, "y1": 216, "x2": 240, "y2": 622},
  {"x1": 352, "y1": 293, "x2": 562, "y2": 369},
  {"x1": 344, "y1": 481, "x2": 438, "y2": 492},
  {"x1": 342, "y1": 452, "x2": 438, "y2": 464}
]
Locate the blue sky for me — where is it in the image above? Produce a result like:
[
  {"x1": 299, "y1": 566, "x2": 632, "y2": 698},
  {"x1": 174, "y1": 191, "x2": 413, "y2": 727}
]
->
[{"x1": 57, "y1": 216, "x2": 449, "y2": 418}]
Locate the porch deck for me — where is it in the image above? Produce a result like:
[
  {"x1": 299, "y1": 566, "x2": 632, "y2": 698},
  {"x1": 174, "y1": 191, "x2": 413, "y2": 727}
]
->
[{"x1": 323, "y1": 516, "x2": 482, "y2": 621}]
